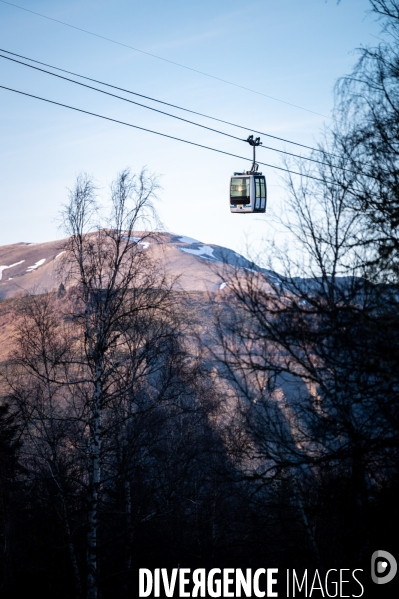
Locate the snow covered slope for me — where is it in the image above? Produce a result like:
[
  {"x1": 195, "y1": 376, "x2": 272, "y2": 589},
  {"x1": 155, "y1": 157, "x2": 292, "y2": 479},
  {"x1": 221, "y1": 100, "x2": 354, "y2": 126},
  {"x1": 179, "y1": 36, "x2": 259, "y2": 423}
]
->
[{"x1": 0, "y1": 232, "x2": 267, "y2": 300}]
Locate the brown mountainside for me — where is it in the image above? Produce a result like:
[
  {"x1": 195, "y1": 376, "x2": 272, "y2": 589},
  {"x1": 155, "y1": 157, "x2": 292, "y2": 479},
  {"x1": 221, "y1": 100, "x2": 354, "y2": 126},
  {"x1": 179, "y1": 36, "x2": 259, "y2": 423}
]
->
[{"x1": 0, "y1": 232, "x2": 272, "y2": 362}]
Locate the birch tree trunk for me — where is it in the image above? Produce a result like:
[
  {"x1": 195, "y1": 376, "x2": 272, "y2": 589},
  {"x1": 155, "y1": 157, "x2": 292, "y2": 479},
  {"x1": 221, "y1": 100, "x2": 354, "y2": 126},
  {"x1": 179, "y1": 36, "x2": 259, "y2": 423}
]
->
[{"x1": 87, "y1": 365, "x2": 103, "y2": 599}]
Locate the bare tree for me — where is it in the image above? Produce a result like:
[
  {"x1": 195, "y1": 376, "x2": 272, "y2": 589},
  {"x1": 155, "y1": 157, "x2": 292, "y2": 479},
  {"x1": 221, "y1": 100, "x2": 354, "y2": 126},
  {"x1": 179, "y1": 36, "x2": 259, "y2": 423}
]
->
[
  {"x1": 0, "y1": 402, "x2": 20, "y2": 592},
  {"x1": 3, "y1": 168, "x2": 182, "y2": 598},
  {"x1": 209, "y1": 2, "x2": 399, "y2": 558},
  {"x1": 59, "y1": 167, "x2": 179, "y2": 599},
  {"x1": 5, "y1": 293, "x2": 83, "y2": 595},
  {"x1": 331, "y1": 0, "x2": 399, "y2": 279}
]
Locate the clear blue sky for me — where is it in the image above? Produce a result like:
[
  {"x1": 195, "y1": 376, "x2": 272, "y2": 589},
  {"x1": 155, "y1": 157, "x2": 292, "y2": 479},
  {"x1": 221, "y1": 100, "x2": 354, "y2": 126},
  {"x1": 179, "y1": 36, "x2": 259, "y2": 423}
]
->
[{"x1": 0, "y1": 0, "x2": 381, "y2": 254}]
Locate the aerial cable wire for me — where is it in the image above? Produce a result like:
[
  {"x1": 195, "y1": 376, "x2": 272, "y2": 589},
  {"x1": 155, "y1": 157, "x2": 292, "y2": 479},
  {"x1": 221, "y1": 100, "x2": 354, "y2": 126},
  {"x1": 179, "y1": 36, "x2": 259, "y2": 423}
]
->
[
  {"x1": 0, "y1": 50, "x2": 369, "y2": 177},
  {"x1": 0, "y1": 83, "x2": 339, "y2": 185},
  {"x1": 0, "y1": 46, "x2": 334, "y2": 157},
  {"x1": 0, "y1": 0, "x2": 330, "y2": 119}
]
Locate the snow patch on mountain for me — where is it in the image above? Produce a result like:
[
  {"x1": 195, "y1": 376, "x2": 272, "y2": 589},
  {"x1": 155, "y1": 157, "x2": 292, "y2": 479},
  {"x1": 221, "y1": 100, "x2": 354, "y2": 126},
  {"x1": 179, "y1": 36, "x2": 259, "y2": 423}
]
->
[
  {"x1": 122, "y1": 236, "x2": 150, "y2": 249},
  {"x1": 26, "y1": 259, "x2": 46, "y2": 272},
  {"x1": 178, "y1": 236, "x2": 201, "y2": 244},
  {"x1": 0, "y1": 260, "x2": 25, "y2": 281},
  {"x1": 180, "y1": 245, "x2": 216, "y2": 260}
]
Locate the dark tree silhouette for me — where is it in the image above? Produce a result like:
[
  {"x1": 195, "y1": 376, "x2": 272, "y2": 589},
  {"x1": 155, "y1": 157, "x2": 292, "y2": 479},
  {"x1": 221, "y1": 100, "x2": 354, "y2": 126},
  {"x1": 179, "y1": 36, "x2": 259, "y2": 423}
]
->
[{"x1": 210, "y1": 0, "x2": 399, "y2": 567}]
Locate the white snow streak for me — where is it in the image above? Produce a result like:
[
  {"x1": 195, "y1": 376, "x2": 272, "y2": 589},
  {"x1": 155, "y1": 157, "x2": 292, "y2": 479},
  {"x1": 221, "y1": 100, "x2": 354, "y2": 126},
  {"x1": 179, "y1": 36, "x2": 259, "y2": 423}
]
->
[
  {"x1": 180, "y1": 245, "x2": 215, "y2": 259},
  {"x1": 26, "y1": 258, "x2": 46, "y2": 272},
  {"x1": 0, "y1": 260, "x2": 25, "y2": 281},
  {"x1": 178, "y1": 236, "x2": 201, "y2": 244},
  {"x1": 122, "y1": 236, "x2": 149, "y2": 249},
  {"x1": 219, "y1": 282, "x2": 227, "y2": 290},
  {"x1": 122, "y1": 236, "x2": 141, "y2": 243}
]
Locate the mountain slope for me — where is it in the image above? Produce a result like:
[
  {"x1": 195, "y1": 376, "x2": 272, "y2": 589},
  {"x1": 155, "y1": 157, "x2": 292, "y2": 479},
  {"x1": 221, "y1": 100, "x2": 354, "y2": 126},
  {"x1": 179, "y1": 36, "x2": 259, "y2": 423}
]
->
[{"x1": 0, "y1": 232, "x2": 265, "y2": 299}]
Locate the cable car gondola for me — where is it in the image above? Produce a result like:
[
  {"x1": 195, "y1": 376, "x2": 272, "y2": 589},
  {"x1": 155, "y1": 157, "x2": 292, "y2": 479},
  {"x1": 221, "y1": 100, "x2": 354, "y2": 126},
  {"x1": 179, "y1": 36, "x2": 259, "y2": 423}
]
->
[{"x1": 230, "y1": 135, "x2": 267, "y2": 214}]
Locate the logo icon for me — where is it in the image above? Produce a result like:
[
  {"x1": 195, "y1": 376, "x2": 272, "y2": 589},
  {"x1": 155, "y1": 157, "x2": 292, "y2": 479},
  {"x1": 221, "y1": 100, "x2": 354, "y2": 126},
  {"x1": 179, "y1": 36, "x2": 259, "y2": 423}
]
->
[{"x1": 371, "y1": 550, "x2": 397, "y2": 585}]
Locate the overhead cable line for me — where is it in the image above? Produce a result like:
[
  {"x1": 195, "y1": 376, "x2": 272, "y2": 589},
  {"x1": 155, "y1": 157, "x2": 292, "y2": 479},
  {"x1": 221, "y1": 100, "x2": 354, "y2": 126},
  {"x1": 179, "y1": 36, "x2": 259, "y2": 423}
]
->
[
  {"x1": 0, "y1": 51, "x2": 369, "y2": 177},
  {"x1": 0, "y1": 83, "x2": 337, "y2": 185},
  {"x1": 0, "y1": 46, "x2": 332, "y2": 157},
  {"x1": 0, "y1": 48, "x2": 362, "y2": 170},
  {"x1": 0, "y1": 0, "x2": 330, "y2": 119}
]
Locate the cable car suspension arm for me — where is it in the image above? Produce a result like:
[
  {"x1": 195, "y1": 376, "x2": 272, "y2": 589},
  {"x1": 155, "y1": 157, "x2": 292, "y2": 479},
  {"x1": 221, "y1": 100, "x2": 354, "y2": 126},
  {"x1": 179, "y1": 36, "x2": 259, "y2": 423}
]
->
[{"x1": 246, "y1": 135, "x2": 262, "y2": 173}]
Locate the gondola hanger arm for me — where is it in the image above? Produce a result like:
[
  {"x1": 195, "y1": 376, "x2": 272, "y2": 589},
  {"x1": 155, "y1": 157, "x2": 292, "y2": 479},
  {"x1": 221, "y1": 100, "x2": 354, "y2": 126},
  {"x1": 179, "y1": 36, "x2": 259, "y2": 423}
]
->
[{"x1": 246, "y1": 135, "x2": 262, "y2": 173}]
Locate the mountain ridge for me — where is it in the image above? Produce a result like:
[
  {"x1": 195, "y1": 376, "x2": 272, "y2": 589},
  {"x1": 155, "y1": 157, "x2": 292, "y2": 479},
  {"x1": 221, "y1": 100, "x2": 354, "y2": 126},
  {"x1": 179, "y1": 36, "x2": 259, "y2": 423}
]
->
[{"x1": 0, "y1": 231, "x2": 268, "y2": 300}]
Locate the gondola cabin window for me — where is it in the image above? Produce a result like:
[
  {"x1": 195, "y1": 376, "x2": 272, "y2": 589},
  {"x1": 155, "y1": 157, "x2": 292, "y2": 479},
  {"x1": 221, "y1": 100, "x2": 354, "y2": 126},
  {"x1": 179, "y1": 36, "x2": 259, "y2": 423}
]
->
[
  {"x1": 255, "y1": 176, "x2": 266, "y2": 211},
  {"x1": 230, "y1": 174, "x2": 266, "y2": 213},
  {"x1": 230, "y1": 177, "x2": 250, "y2": 204}
]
